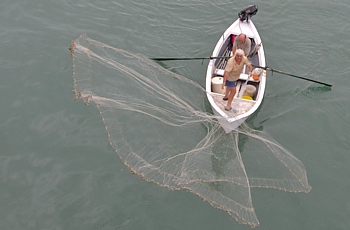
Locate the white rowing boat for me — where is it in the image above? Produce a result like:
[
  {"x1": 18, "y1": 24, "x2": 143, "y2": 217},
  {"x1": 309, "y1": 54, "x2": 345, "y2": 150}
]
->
[{"x1": 206, "y1": 5, "x2": 266, "y2": 133}]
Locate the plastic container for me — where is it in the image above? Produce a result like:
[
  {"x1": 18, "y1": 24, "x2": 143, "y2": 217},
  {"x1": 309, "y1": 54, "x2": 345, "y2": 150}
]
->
[
  {"x1": 245, "y1": 85, "x2": 256, "y2": 96},
  {"x1": 242, "y1": 95, "x2": 253, "y2": 100},
  {"x1": 211, "y1": 77, "x2": 225, "y2": 94}
]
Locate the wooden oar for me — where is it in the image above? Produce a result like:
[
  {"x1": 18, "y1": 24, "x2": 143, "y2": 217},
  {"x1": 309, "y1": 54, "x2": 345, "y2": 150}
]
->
[
  {"x1": 150, "y1": 56, "x2": 230, "y2": 61},
  {"x1": 150, "y1": 56, "x2": 332, "y2": 87},
  {"x1": 252, "y1": 65, "x2": 332, "y2": 87}
]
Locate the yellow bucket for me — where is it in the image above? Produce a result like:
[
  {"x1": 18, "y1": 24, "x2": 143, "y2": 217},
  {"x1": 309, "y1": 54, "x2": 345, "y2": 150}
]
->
[{"x1": 242, "y1": 95, "x2": 253, "y2": 100}]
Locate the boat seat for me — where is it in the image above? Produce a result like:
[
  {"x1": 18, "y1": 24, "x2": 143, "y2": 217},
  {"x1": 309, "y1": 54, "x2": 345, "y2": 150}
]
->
[
  {"x1": 239, "y1": 73, "x2": 249, "y2": 80},
  {"x1": 215, "y1": 69, "x2": 225, "y2": 76},
  {"x1": 215, "y1": 70, "x2": 252, "y2": 81}
]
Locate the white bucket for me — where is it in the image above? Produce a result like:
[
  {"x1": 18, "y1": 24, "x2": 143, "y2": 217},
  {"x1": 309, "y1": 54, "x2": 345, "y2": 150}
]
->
[
  {"x1": 245, "y1": 85, "x2": 256, "y2": 96},
  {"x1": 211, "y1": 77, "x2": 225, "y2": 94}
]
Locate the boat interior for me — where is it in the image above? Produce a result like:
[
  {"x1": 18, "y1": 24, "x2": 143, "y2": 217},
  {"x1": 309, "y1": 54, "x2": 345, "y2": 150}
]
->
[{"x1": 212, "y1": 34, "x2": 261, "y2": 101}]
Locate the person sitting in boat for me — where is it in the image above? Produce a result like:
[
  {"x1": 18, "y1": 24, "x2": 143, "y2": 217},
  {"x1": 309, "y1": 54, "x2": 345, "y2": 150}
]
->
[
  {"x1": 222, "y1": 49, "x2": 253, "y2": 111},
  {"x1": 232, "y1": 33, "x2": 251, "y2": 56}
]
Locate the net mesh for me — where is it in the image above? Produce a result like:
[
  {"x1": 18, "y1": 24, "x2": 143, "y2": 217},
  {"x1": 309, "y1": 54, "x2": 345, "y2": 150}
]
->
[{"x1": 69, "y1": 34, "x2": 311, "y2": 227}]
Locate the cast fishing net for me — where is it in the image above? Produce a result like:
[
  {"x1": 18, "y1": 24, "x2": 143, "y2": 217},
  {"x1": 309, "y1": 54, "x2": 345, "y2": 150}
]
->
[{"x1": 69, "y1": 34, "x2": 311, "y2": 227}]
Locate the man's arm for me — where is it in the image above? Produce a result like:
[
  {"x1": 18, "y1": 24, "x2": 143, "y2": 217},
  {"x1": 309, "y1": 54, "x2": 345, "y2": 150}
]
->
[
  {"x1": 232, "y1": 37, "x2": 238, "y2": 55},
  {"x1": 222, "y1": 71, "x2": 229, "y2": 89},
  {"x1": 232, "y1": 46, "x2": 237, "y2": 55},
  {"x1": 245, "y1": 38, "x2": 251, "y2": 56},
  {"x1": 247, "y1": 63, "x2": 253, "y2": 75}
]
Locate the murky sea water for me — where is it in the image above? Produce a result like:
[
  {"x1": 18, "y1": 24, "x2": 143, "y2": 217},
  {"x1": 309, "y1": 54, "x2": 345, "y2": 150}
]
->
[{"x1": 1, "y1": 0, "x2": 350, "y2": 229}]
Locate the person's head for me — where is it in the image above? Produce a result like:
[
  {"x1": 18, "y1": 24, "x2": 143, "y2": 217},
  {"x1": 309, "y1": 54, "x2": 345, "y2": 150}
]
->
[
  {"x1": 234, "y1": 49, "x2": 244, "y2": 61},
  {"x1": 238, "y1": 33, "x2": 247, "y2": 44}
]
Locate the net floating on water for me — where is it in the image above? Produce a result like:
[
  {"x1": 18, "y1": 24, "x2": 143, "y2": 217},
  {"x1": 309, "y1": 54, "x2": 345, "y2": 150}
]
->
[{"x1": 69, "y1": 34, "x2": 311, "y2": 227}]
